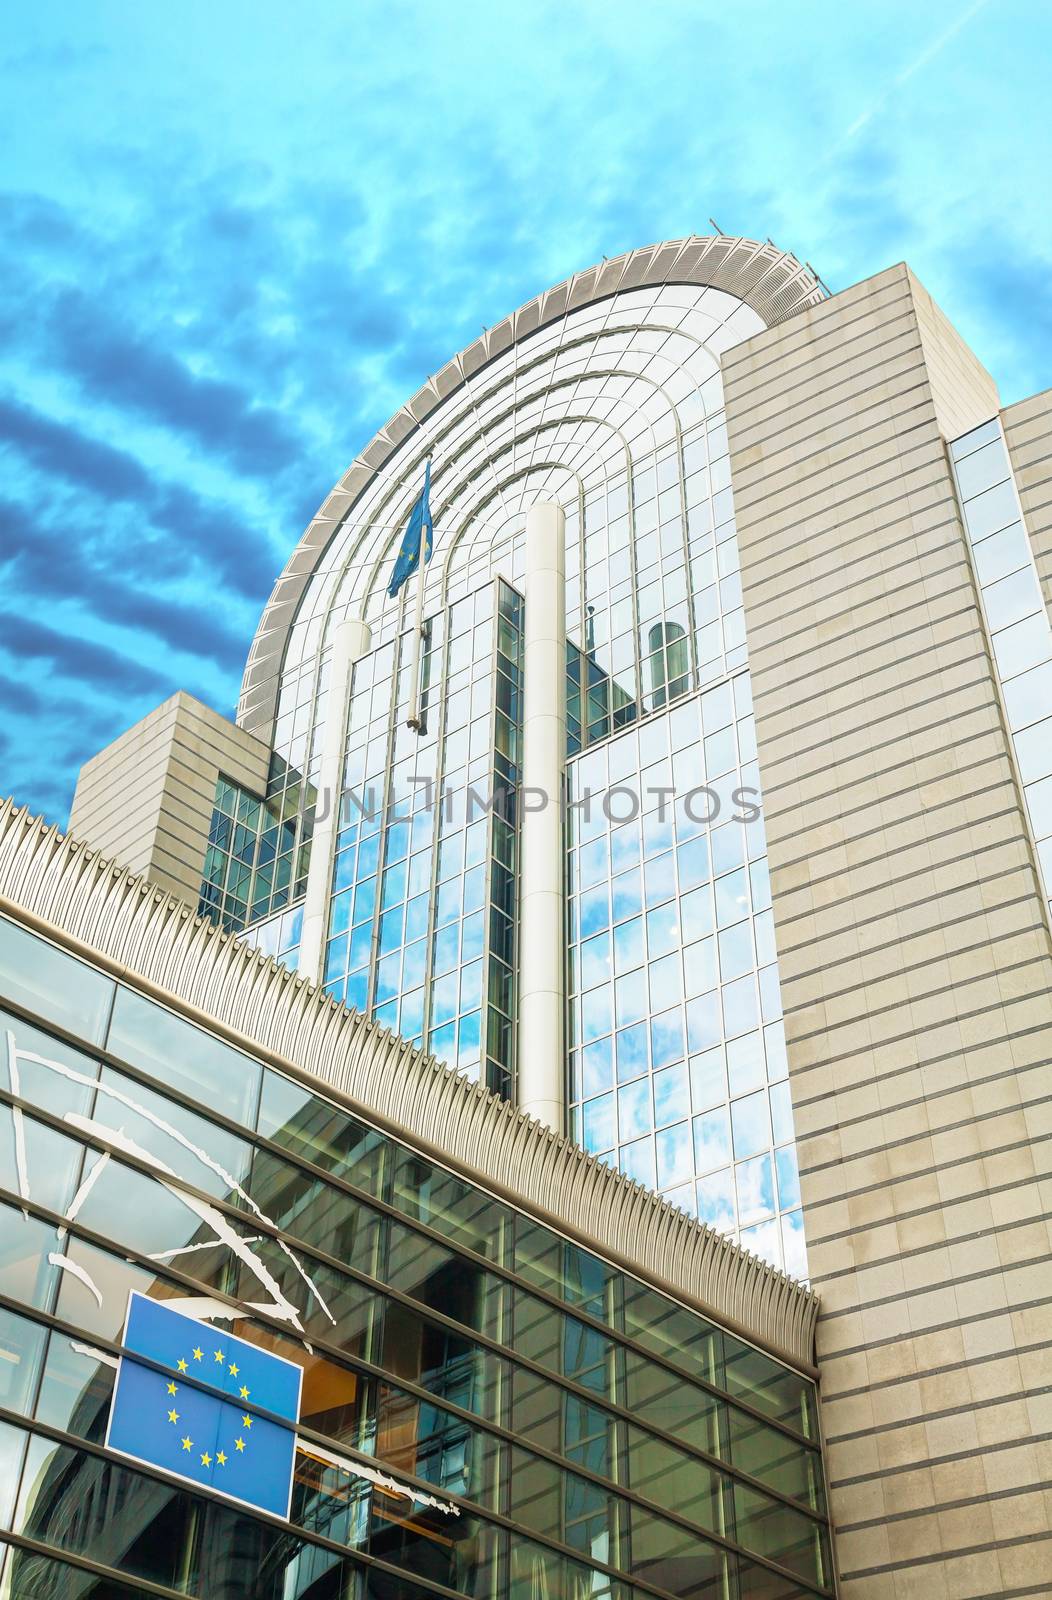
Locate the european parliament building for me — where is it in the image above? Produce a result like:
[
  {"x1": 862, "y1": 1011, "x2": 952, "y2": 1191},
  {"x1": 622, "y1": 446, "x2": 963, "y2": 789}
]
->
[{"x1": 1, "y1": 235, "x2": 1049, "y2": 1597}]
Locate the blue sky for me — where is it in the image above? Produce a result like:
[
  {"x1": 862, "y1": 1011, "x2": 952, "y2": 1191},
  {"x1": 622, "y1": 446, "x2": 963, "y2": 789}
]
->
[{"x1": 1, "y1": 0, "x2": 1048, "y2": 823}]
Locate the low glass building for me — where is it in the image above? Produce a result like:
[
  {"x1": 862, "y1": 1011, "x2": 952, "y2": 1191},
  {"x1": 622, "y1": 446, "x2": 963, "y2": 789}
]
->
[{"x1": 0, "y1": 798, "x2": 831, "y2": 1600}]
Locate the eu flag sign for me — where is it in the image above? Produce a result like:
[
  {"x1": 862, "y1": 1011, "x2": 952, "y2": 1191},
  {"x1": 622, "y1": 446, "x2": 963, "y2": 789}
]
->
[
  {"x1": 106, "y1": 1294, "x2": 302, "y2": 1518},
  {"x1": 387, "y1": 458, "x2": 432, "y2": 599}
]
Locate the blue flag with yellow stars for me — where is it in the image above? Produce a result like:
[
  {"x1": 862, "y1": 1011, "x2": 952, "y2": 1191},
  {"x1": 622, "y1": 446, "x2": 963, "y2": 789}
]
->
[
  {"x1": 106, "y1": 1294, "x2": 301, "y2": 1517},
  {"x1": 387, "y1": 458, "x2": 433, "y2": 599}
]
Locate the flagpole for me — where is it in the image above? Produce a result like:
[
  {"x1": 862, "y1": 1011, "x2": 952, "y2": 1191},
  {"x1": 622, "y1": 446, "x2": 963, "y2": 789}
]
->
[{"x1": 405, "y1": 513, "x2": 428, "y2": 733}]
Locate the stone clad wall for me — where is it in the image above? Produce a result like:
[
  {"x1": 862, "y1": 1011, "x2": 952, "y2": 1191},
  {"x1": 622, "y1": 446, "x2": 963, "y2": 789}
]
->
[
  {"x1": 69, "y1": 691, "x2": 270, "y2": 907},
  {"x1": 725, "y1": 263, "x2": 1052, "y2": 1598}
]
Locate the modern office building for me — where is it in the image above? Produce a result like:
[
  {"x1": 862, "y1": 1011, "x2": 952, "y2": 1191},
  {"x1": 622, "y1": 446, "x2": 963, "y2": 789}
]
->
[
  {"x1": 55, "y1": 233, "x2": 1052, "y2": 1596},
  {"x1": 0, "y1": 795, "x2": 829, "y2": 1600}
]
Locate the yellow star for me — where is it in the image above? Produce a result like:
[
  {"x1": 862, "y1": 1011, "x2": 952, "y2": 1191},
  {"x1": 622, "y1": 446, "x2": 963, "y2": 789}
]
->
[
  {"x1": 241, "y1": 1413, "x2": 252, "y2": 1429},
  {"x1": 192, "y1": 1346, "x2": 203, "y2": 1362},
  {"x1": 167, "y1": 1409, "x2": 179, "y2": 1424},
  {"x1": 166, "y1": 1381, "x2": 177, "y2": 1396},
  {"x1": 200, "y1": 1451, "x2": 212, "y2": 1467},
  {"x1": 239, "y1": 1384, "x2": 250, "y2": 1399},
  {"x1": 235, "y1": 1437, "x2": 245, "y2": 1452},
  {"x1": 176, "y1": 1358, "x2": 188, "y2": 1373},
  {"x1": 215, "y1": 1450, "x2": 227, "y2": 1467},
  {"x1": 181, "y1": 1436, "x2": 193, "y2": 1452},
  {"x1": 228, "y1": 1362, "x2": 239, "y2": 1377},
  {"x1": 213, "y1": 1349, "x2": 225, "y2": 1364}
]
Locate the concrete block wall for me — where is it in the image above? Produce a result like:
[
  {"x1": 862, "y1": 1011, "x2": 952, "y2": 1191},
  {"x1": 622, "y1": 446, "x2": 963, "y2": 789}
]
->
[{"x1": 724, "y1": 264, "x2": 1052, "y2": 1597}]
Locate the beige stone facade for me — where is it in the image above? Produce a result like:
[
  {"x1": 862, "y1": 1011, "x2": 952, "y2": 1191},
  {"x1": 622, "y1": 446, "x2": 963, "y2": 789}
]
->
[
  {"x1": 68, "y1": 690, "x2": 270, "y2": 908},
  {"x1": 725, "y1": 263, "x2": 1052, "y2": 1596}
]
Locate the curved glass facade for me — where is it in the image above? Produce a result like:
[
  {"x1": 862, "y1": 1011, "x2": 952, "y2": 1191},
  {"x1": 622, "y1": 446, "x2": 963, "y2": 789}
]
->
[
  {"x1": 0, "y1": 913, "x2": 831, "y2": 1598},
  {"x1": 235, "y1": 280, "x2": 808, "y2": 1272}
]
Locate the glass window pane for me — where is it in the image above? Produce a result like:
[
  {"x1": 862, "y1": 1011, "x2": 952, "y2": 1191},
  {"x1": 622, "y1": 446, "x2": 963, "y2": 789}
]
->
[
  {"x1": 687, "y1": 991, "x2": 721, "y2": 1054},
  {"x1": 0, "y1": 917, "x2": 113, "y2": 1044},
  {"x1": 580, "y1": 933, "x2": 612, "y2": 989},
  {"x1": 696, "y1": 1168, "x2": 735, "y2": 1231},
  {"x1": 964, "y1": 478, "x2": 1018, "y2": 541},
  {"x1": 34, "y1": 1328, "x2": 116, "y2": 1437},
  {"x1": 0, "y1": 1306, "x2": 47, "y2": 1417},
  {"x1": 581, "y1": 1037, "x2": 613, "y2": 1097},
  {"x1": 256, "y1": 1070, "x2": 387, "y2": 1196},
  {"x1": 954, "y1": 437, "x2": 1008, "y2": 500},
  {"x1": 618, "y1": 1078, "x2": 652, "y2": 1141},
  {"x1": 727, "y1": 1031, "x2": 765, "y2": 1096},
  {"x1": 615, "y1": 1023, "x2": 649, "y2": 1082},
  {"x1": 715, "y1": 868, "x2": 749, "y2": 928},
  {"x1": 1025, "y1": 775, "x2": 1052, "y2": 841},
  {"x1": 776, "y1": 1145, "x2": 802, "y2": 1210},
  {"x1": 0, "y1": 1107, "x2": 85, "y2": 1219},
  {"x1": 653, "y1": 1062, "x2": 688, "y2": 1129},
  {"x1": 582, "y1": 1094, "x2": 614, "y2": 1154},
  {"x1": 620, "y1": 1136, "x2": 655, "y2": 1188},
  {"x1": 737, "y1": 1153, "x2": 775, "y2": 1224},
  {"x1": 770, "y1": 1080, "x2": 796, "y2": 1147},
  {"x1": 723, "y1": 975, "x2": 759, "y2": 1037},
  {"x1": 613, "y1": 916, "x2": 644, "y2": 974},
  {"x1": 108, "y1": 988, "x2": 261, "y2": 1126},
  {"x1": 731, "y1": 1090, "x2": 771, "y2": 1158},
  {"x1": 0, "y1": 1008, "x2": 99, "y2": 1117},
  {"x1": 1003, "y1": 660, "x2": 1052, "y2": 732},
  {"x1": 993, "y1": 613, "x2": 1052, "y2": 680},
  {"x1": 0, "y1": 1201, "x2": 59, "y2": 1310},
  {"x1": 983, "y1": 567, "x2": 1043, "y2": 632},
  {"x1": 650, "y1": 1007, "x2": 684, "y2": 1068},
  {"x1": 1014, "y1": 718, "x2": 1052, "y2": 785},
  {"x1": 782, "y1": 1208, "x2": 808, "y2": 1280},
  {"x1": 693, "y1": 1108, "x2": 731, "y2": 1173},
  {"x1": 690, "y1": 1046, "x2": 725, "y2": 1111},
  {"x1": 972, "y1": 521, "x2": 1029, "y2": 585},
  {"x1": 655, "y1": 1120, "x2": 693, "y2": 1188},
  {"x1": 950, "y1": 417, "x2": 1000, "y2": 460},
  {"x1": 648, "y1": 952, "x2": 682, "y2": 1011},
  {"x1": 719, "y1": 922, "x2": 753, "y2": 981}
]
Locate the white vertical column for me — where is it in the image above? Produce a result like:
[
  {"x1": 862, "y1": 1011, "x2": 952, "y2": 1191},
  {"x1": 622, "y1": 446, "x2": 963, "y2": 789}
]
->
[
  {"x1": 518, "y1": 500, "x2": 567, "y2": 1133},
  {"x1": 298, "y1": 614, "x2": 372, "y2": 985}
]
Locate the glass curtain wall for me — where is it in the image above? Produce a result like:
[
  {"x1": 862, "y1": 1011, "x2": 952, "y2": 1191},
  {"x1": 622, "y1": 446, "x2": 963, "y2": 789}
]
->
[
  {"x1": 0, "y1": 913, "x2": 833, "y2": 1599},
  {"x1": 226, "y1": 282, "x2": 808, "y2": 1267},
  {"x1": 566, "y1": 674, "x2": 803, "y2": 1274},
  {"x1": 320, "y1": 580, "x2": 523, "y2": 1099},
  {"x1": 198, "y1": 754, "x2": 315, "y2": 939}
]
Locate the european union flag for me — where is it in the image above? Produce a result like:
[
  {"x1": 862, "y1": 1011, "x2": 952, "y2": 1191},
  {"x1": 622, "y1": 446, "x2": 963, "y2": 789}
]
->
[
  {"x1": 387, "y1": 459, "x2": 432, "y2": 599},
  {"x1": 106, "y1": 1294, "x2": 301, "y2": 1518}
]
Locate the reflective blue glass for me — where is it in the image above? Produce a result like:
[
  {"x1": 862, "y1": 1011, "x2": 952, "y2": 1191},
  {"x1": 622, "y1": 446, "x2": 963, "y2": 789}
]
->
[
  {"x1": 650, "y1": 1008, "x2": 684, "y2": 1069},
  {"x1": 694, "y1": 1108, "x2": 731, "y2": 1174},
  {"x1": 776, "y1": 1145, "x2": 802, "y2": 1210},
  {"x1": 697, "y1": 1168, "x2": 735, "y2": 1231},
  {"x1": 653, "y1": 1063, "x2": 688, "y2": 1128},
  {"x1": 582, "y1": 1094, "x2": 614, "y2": 1154},
  {"x1": 615, "y1": 1024, "x2": 649, "y2": 1082},
  {"x1": 737, "y1": 1152, "x2": 775, "y2": 1225},
  {"x1": 731, "y1": 1091, "x2": 770, "y2": 1160},
  {"x1": 613, "y1": 917, "x2": 644, "y2": 974},
  {"x1": 618, "y1": 1079, "x2": 652, "y2": 1141},
  {"x1": 655, "y1": 1121, "x2": 693, "y2": 1188},
  {"x1": 582, "y1": 1037, "x2": 613, "y2": 1097}
]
